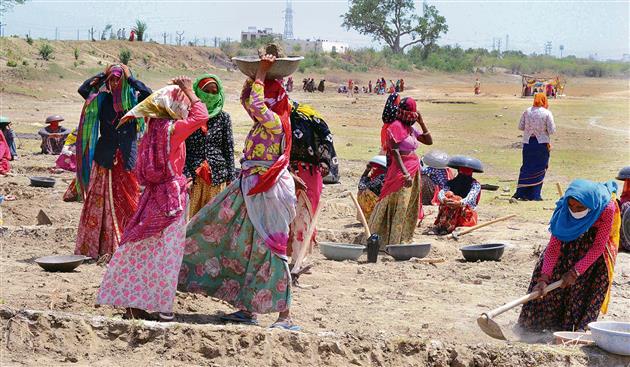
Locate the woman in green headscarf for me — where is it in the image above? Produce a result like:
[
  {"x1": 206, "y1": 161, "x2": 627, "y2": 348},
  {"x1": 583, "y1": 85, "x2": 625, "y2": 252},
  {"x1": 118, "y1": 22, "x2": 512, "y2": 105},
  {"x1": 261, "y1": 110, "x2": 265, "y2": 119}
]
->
[{"x1": 185, "y1": 74, "x2": 235, "y2": 217}]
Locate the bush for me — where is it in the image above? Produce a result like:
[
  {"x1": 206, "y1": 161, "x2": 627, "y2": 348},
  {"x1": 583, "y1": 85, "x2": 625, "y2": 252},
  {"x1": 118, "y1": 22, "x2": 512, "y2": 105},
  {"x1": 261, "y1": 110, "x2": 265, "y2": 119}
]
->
[
  {"x1": 119, "y1": 48, "x2": 132, "y2": 65},
  {"x1": 22, "y1": 60, "x2": 28, "y2": 66},
  {"x1": 6, "y1": 60, "x2": 18, "y2": 67},
  {"x1": 73, "y1": 47, "x2": 80, "y2": 61},
  {"x1": 38, "y1": 43, "x2": 54, "y2": 61},
  {"x1": 26, "y1": 34, "x2": 33, "y2": 45}
]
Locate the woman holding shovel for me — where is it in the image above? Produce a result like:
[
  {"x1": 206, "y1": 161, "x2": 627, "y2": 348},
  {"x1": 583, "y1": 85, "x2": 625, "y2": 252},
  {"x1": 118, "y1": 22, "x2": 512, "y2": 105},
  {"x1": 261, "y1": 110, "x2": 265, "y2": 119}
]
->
[{"x1": 518, "y1": 179, "x2": 621, "y2": 331}]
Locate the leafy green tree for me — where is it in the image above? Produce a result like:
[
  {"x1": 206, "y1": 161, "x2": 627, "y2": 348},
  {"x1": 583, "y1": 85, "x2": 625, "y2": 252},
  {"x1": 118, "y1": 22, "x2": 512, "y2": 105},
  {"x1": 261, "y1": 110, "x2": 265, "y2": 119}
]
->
[
  {"x1": 38, "y1": 43, "x2": 54, "y2": 61},
  {"x1": 341, "y1": 0, "x2": 447, "y2": 56},
  {"x1": 133, "y1": 20, "x2": 147, "y2": 41},
  {"x1": 0, "y1": 0, "x2": 28, "y2": 15},
  {"x1": 119, "y1": 48, "x2": 132, "y2": 65}
]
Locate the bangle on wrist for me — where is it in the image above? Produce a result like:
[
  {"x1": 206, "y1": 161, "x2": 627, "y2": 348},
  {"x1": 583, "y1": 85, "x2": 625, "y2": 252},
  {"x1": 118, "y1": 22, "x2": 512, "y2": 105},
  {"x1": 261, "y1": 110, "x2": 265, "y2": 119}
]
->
[{"x1": 422, "y1": 131, "x2": 431, "y2": 136}]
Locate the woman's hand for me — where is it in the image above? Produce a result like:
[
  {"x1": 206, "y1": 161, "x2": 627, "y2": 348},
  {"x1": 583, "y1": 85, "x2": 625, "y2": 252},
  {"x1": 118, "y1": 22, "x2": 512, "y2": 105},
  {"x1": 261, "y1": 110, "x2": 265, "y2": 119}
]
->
[
  {"x1": 560, "y1": 268, "x2": 578, "y2": 288},
  {"x1": 171, "y1": 76, "x2": 200, "y2": 105},
  {"x1": 320, "y1": 162, "x2": 330, "y2": 177},
  {"x1": 403, "y1": 173, "x2": 413, "y2": 187},
  {"x1": 172, "y1": 76, "x2": 193, "y2": 91},
  {"x1": 417, "y1": 113, "x2": 433, "y2": 145},
  {"x1": 121, "y1": 64, "x2": 131, "y2": 79},
  {"x1": 533, "y1": 280, "x2": 548, "y2": 298},
  {"x1": 256, "y1": 54, "x2": 276, "y2": 82},
  {"x1": 291, "y1": 172, "x2": 307, "y2": 192}
]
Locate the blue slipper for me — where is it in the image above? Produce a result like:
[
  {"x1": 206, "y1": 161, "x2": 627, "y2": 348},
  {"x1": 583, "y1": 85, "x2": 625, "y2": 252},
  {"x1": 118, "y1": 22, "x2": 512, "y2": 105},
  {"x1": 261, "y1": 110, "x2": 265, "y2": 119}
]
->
[
  {"x1": 220, "y1": 311, "x2": 259, "y2": 325},
  {"x1": 270, "y1": 320, "x2": 301, "y2": 331}
]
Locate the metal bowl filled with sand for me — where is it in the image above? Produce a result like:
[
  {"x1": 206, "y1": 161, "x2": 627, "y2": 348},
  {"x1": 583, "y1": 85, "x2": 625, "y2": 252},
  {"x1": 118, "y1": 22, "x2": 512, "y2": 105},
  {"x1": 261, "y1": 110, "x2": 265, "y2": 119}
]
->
[{"x1": 319, "y1": 242, "x2": 365, "y2": 261}]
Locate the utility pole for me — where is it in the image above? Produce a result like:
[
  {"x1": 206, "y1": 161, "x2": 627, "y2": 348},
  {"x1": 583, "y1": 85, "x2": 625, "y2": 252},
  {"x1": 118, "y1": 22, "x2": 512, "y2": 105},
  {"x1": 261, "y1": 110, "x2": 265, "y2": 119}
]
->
[
  {"x1": 176, "y1": 31, "x2": 184, "y2": 46},
  {"x1": 55, "y1": 27, "x2": 59, "y2": 40},
  {"x1": 162, "y1": 32, "x2": 168, "y2": 45},
  {"x1": 559, "y1": 45, "x2": 564, "y2": 58},
  {"x1": 77, "y1": 29, "x2": 80, "y2": 40},
  {"x1": 0, "y1": 22, "x2": 5, "y2": 38},
  {"x1": 203, "y1": 37, "x2": 207, "y2": 47},
  {"x1": 496, "y1": 38, "x2": 501, "y2": 54},
  {"x1": 505, "y1": 34, "x2": 509, "y2": 52},
  {"x1": 214, "y1": 36, "x2": 218, "y2": 48}
]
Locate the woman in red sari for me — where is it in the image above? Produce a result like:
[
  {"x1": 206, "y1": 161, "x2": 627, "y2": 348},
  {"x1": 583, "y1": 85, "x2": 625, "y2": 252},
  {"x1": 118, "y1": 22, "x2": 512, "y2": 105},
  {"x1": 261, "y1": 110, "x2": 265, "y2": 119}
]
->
[
  {"x1": 0, "y1": 129, "x2": 11, "y2": 175},
  {"x1": 74, "y1": 64, "x2": 152, "y2": 260},
  {"x1": 369, "y1": 97, "x2": 432, "y2": 248}
]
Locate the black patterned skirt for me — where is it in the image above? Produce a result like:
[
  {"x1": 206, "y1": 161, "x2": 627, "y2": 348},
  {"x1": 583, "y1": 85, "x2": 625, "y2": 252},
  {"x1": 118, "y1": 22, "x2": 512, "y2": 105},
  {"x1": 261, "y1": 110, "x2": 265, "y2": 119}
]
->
[{"x1": 518, "y1": 227, "x2": 609, "y2": 331}]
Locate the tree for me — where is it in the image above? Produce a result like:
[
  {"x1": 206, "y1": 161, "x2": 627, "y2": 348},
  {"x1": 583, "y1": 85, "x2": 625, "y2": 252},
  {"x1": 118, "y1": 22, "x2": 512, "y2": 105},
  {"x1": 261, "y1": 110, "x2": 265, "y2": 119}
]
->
[
  {"x1": 100, "y1": 24, "x2": 112, "y2": 41},
  {"x1": 133, "y1": 20, "x2": 147, "y2": 42},
  {"x1": 341, "y1": 0, "x2": 447, "y2": 56},
  {"x1": 119, "y1": 48, "x2": 132, "y2": 65},
  {"x1": 38, "y1": 43, "x2": 54, "y2": 61},
  {"x1": 0, "y1": 0, "x2": 28, "y2": 15}
]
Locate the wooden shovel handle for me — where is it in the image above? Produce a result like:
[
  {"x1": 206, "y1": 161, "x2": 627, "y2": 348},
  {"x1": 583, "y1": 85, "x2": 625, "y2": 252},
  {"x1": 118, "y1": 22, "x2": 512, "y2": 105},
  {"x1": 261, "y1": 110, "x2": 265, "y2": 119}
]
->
[
  {"x1": 349, "y1": 192, "x2": 371, "y2": 237},
  {"x1": 486, "y1": 280, "x2": 563, "y2": 319},
  {"x1": 450, "y1": 214, "x2": 516, "y2": 238}
]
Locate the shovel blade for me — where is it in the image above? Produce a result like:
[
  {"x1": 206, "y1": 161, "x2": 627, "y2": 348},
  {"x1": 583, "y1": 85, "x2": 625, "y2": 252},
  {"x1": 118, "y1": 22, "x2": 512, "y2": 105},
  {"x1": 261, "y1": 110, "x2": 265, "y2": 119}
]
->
[{"x1": 477, "y1": 314, "x2": 507, "y2": 340}]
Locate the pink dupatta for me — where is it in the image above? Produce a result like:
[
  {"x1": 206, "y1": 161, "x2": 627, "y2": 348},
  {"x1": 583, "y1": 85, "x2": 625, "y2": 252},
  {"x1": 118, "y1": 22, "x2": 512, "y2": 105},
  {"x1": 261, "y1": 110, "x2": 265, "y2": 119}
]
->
[
  {"x1": 119, "y1": 118, "x2": 187, "y2": 244},
  {"x1": 379, "y1": 120, "x2": 421, "y2": 199}
]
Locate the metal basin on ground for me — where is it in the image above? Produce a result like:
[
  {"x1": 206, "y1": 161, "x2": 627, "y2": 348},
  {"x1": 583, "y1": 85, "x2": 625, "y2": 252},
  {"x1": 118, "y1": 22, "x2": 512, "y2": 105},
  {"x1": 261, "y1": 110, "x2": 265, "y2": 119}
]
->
[
  {"x1": 588, "y1": 321, "x2": 630, "y2": 355},
  {"x1": 319, "y1": 243, "x2": 365, "y2": 261},
  {"x1": 29, "y1": 176, "x2": 56, "y2": 188},
  {"x1": 35, "y1": 255, "x2": 87, "y2": 272},
  {"x1": 385, "y1": 243, "x2": 431, "y2": 261},
  {"x1": 460, "y1": 243, "x2": 506, "y2": 262}
]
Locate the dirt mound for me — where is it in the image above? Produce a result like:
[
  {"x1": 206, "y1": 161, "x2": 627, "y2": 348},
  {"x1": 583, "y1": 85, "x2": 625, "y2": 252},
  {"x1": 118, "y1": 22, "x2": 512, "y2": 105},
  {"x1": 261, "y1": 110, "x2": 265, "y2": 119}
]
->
[{"x1": 3, "y1": 307, "x2": 621, "y2": 367}]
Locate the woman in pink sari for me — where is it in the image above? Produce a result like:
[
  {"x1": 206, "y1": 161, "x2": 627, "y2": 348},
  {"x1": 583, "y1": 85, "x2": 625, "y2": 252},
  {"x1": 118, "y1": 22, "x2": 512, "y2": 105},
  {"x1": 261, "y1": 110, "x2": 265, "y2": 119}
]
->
[
  {"x1": 96, "y1": 76, "x2": 209, "y2": 321},
  {"x1": 369, "y1": 97, "x2": 432, "y2": 248}
]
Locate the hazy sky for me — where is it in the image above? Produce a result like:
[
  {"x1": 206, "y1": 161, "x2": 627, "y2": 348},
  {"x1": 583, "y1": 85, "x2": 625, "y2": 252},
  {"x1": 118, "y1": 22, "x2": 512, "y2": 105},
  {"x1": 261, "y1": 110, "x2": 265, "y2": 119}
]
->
[{"x1": 3, "y1": 0, "x2": 629, "y2": 60}]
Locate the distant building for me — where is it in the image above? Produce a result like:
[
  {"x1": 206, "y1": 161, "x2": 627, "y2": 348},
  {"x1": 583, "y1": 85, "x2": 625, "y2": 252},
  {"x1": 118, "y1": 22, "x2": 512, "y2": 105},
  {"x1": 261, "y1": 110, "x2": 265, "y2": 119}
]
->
[
  {"x1": 241, "y1": 26, "x2": 283, "y2": 43},
  {"x1": 622, "y1": 54, "x2": 630, "y2": 63},
  {"x1": 283, "y1": 39, "x2": 349, "y2": 54}
]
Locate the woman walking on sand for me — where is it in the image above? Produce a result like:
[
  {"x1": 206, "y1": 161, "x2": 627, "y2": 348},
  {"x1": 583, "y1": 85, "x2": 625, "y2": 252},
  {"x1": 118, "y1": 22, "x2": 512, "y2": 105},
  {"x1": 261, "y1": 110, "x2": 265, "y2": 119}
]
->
[
  {"x1": 96, "y1": 76, "x2": 209, "y2": 321},
  {"x1": 74, "y1": 64, "x2": 152, "y2": 260},
  {"x1": 179, "y1": 55, "x2": 300, "y2": 330},
  {"x1": 513, "y1": 93, "x2": 556, "y2": 201}
]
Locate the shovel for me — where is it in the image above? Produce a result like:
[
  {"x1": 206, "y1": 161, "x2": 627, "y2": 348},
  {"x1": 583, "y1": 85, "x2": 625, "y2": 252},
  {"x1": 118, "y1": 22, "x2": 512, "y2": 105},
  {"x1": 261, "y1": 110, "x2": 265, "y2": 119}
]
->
[
  {"x1": 347, "y1": 192, "x2": 380, "y2": 262},
  {"x1": 477, "y1": 280, "x2": 563, "y2": 340},
  {"x1": 448, "y1": 214, "x2": 516, "y2": 240}
]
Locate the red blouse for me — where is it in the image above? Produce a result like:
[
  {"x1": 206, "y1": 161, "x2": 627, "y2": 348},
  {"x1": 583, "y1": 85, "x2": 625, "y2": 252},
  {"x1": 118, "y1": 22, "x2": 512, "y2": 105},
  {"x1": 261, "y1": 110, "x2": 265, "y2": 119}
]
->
[{"x1": 542, "y1": 199, "x2": 616, "y2": 276}]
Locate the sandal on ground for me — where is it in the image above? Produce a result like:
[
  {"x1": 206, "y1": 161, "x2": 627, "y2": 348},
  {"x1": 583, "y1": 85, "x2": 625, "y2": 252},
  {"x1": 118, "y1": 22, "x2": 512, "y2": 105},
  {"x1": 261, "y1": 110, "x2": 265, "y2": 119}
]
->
[
  {"x1": 220, "y1": 310, "x2": 259, "y2": 325},
  {"x1": 270, "y1": 319, "x2": 301, "y2": 331},
  {"x1": 123, "y1": 308, "x2": 157, "y2": 321},
  {"x1": 158, "y1": 313, "x2": 174, "y2": 322}
]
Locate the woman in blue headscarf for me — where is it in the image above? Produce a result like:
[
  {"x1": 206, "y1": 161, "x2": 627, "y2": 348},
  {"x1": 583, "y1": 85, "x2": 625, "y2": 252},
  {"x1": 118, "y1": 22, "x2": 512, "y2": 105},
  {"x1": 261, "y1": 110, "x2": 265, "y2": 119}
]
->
[{"x1": 518, "y1": 179, "x2": 621, "y2": 331}]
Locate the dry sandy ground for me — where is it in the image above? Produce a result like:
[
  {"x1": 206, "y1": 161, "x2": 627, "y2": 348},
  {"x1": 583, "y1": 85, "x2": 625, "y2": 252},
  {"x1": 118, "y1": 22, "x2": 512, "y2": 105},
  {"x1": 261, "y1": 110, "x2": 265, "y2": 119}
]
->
[{"x1": 1, "y1": 40, "x2": 630, "y2": 366}]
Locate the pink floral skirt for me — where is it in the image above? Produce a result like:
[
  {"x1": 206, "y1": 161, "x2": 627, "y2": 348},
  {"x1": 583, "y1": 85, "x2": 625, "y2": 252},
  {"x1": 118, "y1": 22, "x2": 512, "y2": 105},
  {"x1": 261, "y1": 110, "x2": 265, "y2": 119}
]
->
[
  {"x1": 96, "y1": 212, "x2": 186, "y2": 313},
  {"x1": 178, "y1": 180, "x2": 292, "y2": 314}
]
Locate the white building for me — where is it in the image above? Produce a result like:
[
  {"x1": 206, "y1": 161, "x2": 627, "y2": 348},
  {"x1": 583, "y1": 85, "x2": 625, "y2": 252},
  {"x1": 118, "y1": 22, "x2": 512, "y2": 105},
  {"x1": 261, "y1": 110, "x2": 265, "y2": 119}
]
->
[
  {"x1": 241, "y1": 26, "x2": 282, "y2": 43},
  {"x1": 283, "y1": 39, "x2": 349, "y2": 54}
]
